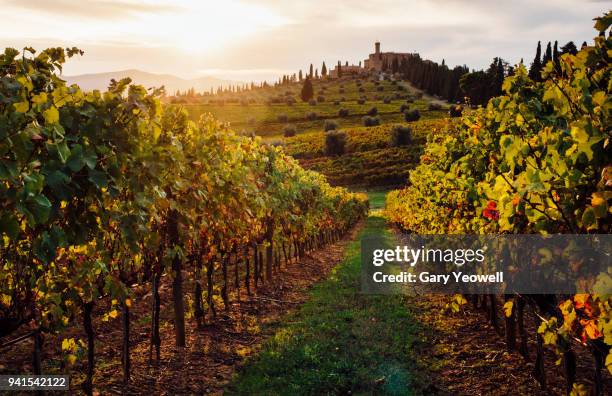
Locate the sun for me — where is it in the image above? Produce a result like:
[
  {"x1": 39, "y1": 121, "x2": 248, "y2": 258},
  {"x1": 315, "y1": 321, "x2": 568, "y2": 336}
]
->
[{"x1": 145, "y1": 0, "x2": 290, "y2": 53}]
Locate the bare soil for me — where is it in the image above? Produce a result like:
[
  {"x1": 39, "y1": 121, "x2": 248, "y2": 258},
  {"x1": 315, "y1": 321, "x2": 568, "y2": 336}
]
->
[
  {"x1": 0, "y1": 225, "x2": 362, "y2": 395},
  {"x1": 412, "y1": 294, "x2": 612, "y2": 395}
]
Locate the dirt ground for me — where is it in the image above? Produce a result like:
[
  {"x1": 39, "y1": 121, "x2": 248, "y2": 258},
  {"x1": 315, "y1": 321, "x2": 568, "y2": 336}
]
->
[
  {"x1": 3, "y1": 220, "x2": 610, "y2": 395},
  {"x1": 0, "y1": 225, "x2": 362, "y2": 395},
  {"x1": 412, "y1": 293, "x2": 612, "y2": 396}
]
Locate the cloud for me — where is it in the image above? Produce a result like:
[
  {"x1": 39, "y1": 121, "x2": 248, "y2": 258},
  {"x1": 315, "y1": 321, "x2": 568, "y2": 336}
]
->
[
  {"x1": 0, "y1": 0, "x2": 609, "y2": 80},
  {"x1": 5, "y1": 0, "x2": 181, "y2": 20}
]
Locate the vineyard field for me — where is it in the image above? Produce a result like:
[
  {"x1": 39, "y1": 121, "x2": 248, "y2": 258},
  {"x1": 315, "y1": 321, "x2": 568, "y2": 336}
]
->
[{"x1": 1, "y1": 5, "x2": 610, "y2": 396}]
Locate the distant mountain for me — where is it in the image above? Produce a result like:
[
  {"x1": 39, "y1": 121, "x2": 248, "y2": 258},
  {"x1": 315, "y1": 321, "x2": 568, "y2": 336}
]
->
[{"x1": 63, "y1": 69, "x2": 239, "y2": 94}]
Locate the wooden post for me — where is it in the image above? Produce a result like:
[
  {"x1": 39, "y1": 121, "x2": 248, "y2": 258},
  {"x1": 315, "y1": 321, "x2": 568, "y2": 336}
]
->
[
  {"x1": 504, "y1": 295, "x2": 516, "y2": 351},
  {"x1": 83, "y1": 302, "x2": 95, "y2": 395},
  {"x1": 168, "y1": 210, "x2": 186, "y2": 347},
  {"x1": 122, "y1": 302, "x2": 130, "y2": 387}
]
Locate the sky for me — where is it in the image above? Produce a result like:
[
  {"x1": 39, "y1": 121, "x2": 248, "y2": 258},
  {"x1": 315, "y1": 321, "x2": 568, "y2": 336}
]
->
[{"x1": 0, "y1": 0, "x2": 609, "y2": 82}]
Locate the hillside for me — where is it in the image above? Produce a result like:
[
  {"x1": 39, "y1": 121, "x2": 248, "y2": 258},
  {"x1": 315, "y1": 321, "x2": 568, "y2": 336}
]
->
[{"x1": 177, "y1": 75, "x2": 453, "y2": 188}]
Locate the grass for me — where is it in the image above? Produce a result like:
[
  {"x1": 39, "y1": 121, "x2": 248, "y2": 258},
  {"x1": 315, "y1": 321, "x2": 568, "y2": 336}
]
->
[
  {"x1": 225, "y1": 215, "x2": 428, "y2": 396},
  {"x1": 366, "y1": 190, "x2": 389, "y2": 211}
]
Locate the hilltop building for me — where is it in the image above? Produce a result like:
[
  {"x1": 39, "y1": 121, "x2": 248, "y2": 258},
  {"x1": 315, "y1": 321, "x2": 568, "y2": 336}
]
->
[
  {"x1": 329, "y1": 61, "x2": 366, "y2": 78},
  {"x1": 328, "y1": 42, "x2": 416, "y2": 78},
  {"x1": 364, "y1": 42, "x2": 414, "y2": 72}
]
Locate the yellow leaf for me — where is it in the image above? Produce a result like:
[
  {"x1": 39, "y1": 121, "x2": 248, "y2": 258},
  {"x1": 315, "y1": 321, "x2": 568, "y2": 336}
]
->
[
  {"x1": 515, "y1": 114, "x2": 524, "y2": 126},
  {"x1": 125, "y1": 299, "x2": 132, "y2": 308},
  {"x1": 581, "y1": 319, "x2": 601, "y2": 340},
  {"x1": 569, "y1": 383, "x2": 589, "y2": 396},
  {"x1": 67, "y1": 354, "x2": 77, "y2": 365},
  {"x1": 573, "y1": 294, "x2": 589, "y2": 309},
  {"x1": 0, "y1": 294, "x2": 11, "y2": 306},
  {"x1": 43, "y1": 107, "x2": 59, "y2": 124},
  {"x1": 109, "y1": 309, "x2": 119, "y2": 319},
  {"x1": 31, "y1": 92, "x2": 48, "y2": 105},
  {"x1": 61, "y1": 338, "x2": 75, "y2": 351},
  {"x1": 14, "y1": 101, "x2": 29, "y2": 113},
  {"x1": 503, "y1": 300, "x2": 514, "y2": 317},
  {"x1": 606, "y1": 352, "x2": 612, "y2": 375},
  {"x1": 591, "y1": 192, "x2": 606, "y2": 207}
]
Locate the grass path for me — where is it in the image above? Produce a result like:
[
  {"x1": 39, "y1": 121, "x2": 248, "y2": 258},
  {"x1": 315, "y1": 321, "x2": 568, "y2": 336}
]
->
[{"x1": 226, "y1": 194, "x2": 430, "y2": 395}]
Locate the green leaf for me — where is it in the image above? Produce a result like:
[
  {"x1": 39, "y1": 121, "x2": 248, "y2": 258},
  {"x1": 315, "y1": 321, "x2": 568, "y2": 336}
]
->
[
  {"x1": 88, "y1": 169, "x2": 108, "y2": 189},
  {"x1": 581, "y1": 207, "x2": 597, "y2": 231},
  {"x1": 56, "y1": 141, "x2": 70, "y2": 163},
  {"x1": 593, "y1": 272, "x2": 612, "y2": 300},
  {"x1": 27, "y1": 194, "x2": 52, "y2": 224},
  {"x1": 45, "y1": 170, "x2": 71, "y2": 198},
  {"x1": 83, "y1": 150, "x2": 97, "y2": 169},
  {"x1": 24, "y1": 173, "x2": 44, "y2": 196},
  {"x1": 0, "y1": 213, "x2": 20, "y2": 239},
  {"x1": 66, "y1": 145, "x2": 85, "y2": 172},
  {"x1": 594, "y1": 12, "x2": 612, "y2": 33}
]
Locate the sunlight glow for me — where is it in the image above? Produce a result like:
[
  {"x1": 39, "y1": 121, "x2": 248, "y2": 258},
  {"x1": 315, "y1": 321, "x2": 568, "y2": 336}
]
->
[
  {"x1": 0, "y1": 0, "x2": 290, "y2": 53},
  {"x1": 146, "y1": 0, "x2": 290, "y2": 52}
]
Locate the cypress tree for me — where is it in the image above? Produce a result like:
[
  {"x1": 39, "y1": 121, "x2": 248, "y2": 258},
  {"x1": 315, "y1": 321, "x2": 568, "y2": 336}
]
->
[
  {"x1": 528, "y1": 41, "x2": 542, "y2": 81},
  {"x1": 321, "y1": 62, "x2": 327, "y2": 77},
  {"x1": 309, "y1": 64, "x2": 313, "y2": 78},
  {"x1": 543, "y1": 42, "x2": 553, "y2": 65},
  {"x1": 300, "y1": 78, "x2": 314, "y2": 102},
  {"x1": 298, "y1": 70, "x2": 303, "y2": 81},
  {"x1": 553, "y1": 41, "x2": 560, "y2": 72}
]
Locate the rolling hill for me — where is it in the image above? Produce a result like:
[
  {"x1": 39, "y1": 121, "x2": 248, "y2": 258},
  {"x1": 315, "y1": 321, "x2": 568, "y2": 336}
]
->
[{"x1": 63, "y1": 69, "x2": 239, "y2": 93}]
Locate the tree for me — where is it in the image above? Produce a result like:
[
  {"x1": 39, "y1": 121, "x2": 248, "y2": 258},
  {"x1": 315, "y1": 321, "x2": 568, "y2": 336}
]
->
[
  {"x1": 542, "y1": 41, "x2": 552, "y2": 66},
  {"x1": 315, "y1": 68, "x2": 318, "y2": 79},
  {"x1": 300, "y1": 78, "x2": 314, "y2": 102},
  {"x1": 337, "y1": 61, "x2": 342, "y2": 78},
  {"x1": 309, "y1": 63, "x2": 313, "y2": 78},
  {"x1": 321, "y1": 62, "x2": 327, "y2": 77},
  {"x1": 391, "y1": 57, "x2": 399, "y2": 73},
  {"x1": 553, "y1": 41, "x2": 560, "y2": 72},
  {"x1": 390, "y1": 125, "x2": 412, "y2": 147},
  {"x1": 529, "y1": 41, "x2": 542, "y2": 81},
  {"x1": 491, "y1": 57, "x2": 505, "y2": 97},
  {"x1": 561, "y1": 41, "x2": 578, "y2": 55},
  {"x1": 459, "y1": 70, "x2": 490, "y2": 106},
  {"x1": 325, "y1": 130, "x2": 347, "y2": 156},
  {"x1": 298, "y1": 70, "x2": 303, "y2": 81}
]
